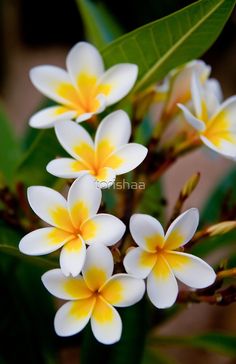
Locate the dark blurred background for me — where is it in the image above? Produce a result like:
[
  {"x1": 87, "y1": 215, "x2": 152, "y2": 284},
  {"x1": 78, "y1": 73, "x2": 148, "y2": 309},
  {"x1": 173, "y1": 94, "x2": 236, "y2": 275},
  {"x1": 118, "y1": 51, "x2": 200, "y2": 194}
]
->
[{"x1": 0, "y1": 1, "x2": 236, "y2": 363}]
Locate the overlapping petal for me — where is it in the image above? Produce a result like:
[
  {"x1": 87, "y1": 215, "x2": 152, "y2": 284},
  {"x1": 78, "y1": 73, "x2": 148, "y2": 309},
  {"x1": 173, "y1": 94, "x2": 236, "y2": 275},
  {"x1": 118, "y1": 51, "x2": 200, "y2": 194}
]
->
[
  {"x1": 82, "y1": 244, "x2": 113, "y2": 291},
  {"x1": 164, "y1": 208, "x2": 199, "y2": 250},
  {"x1": 68, "y1": 175, "x2": 101, "y2": 229},
  {"x1": 123, "y1": 247, "x2": 157, "y2": 278},
  {"x1": 27, "y1": 186, "x2": 74, "y2": 232},
  {"x1": 19, "y1": 227, "x2": 72, "y2": 255},
  {"x1": 147, "y1": 255, "x2": 178, "y2": 308},
  {"x1": 91, "y1": 296, "x2": 122, "y2": 345},
  {"x1": 42, "y1": 269, "x2": 92, "y2": 300},
  {"x1": 164, "y1": 251, "x2": 216, "y2": 289},
  {"x1": 54, "y1": 298, "x2": 95, "y2": 337},
  {"x1": 29, "y1": 106, "x2": 77, "y2": 129},
  {"x1": 46, "y1": 158, "x2": 89, "y2": 179},
  {"x1": 130, "y1": 214, "x2": 165, "y2": 252},
  {"x1": 81, "y1": 214, "x2": 125, "y2": 246},
  {"x1": 60, "y1": 237, "x2": 86, "y2": 277},
  {"x1": 101, "y1": 273, "x2": 145, "y2": 307}
]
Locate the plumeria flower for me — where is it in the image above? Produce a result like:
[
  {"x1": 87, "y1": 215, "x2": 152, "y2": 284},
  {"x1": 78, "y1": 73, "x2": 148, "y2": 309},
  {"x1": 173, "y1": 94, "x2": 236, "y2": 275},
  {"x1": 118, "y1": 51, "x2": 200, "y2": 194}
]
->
[
  {"x1": 42, "y1": 244, "x2": 145, "y2": 344},
  {"x1": 150, "y1": 60, "x2": 211, "y2": 123},
  {"x1": 178, "y1": 72, "x2": 236, "y2": 159},
  {"x1": 19, "y1": 175, "x2": 125, "y2": 277},
  {"x1": 124, "y1": 208, "x2": 216, "y2": 309},
  {"x1": 46, "y1": 110, "x2": 148, "y2": 188},
  {"x1": 29, "y1": 42, "x2": 138, "y2": 128}
]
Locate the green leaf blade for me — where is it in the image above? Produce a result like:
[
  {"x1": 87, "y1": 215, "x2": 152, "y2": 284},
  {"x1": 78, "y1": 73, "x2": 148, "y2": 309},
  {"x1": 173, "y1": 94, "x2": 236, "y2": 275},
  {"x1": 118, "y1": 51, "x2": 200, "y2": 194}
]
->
[{"x1": 101, "y1": 0, "x2": 235, "y2": 92}]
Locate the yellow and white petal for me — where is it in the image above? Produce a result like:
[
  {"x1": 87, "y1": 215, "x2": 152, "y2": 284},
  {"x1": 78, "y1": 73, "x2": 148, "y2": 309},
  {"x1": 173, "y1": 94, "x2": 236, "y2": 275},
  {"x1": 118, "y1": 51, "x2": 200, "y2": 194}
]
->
[
  {"x1": 177, "y1": 103, "x2": 206, "y2": 131},
  {"x1": 46, "y1": 158, "x2": 89, "y2": 179},
  {"x1": 42, "y1": 269, "x2": 92, "y2": 300},
  {"x1": 81, "y1": 213, "x2": 125, "y2": 246},
  {"x1": 101, "y1": 273, "x2": 145, "y2": 307},
  {"x1": 82, "y1": 244, "x2": 113, "y2": 291},
  {"x1": 147, "y1": 255, "x2": 178, "y2": 309},
  {"x1": 130, "y1": 214, "x2": 165, "y2": 252},
  {"x1": 164, "y1": 251, "x2": 216, "y2": 289},
  {"x1": 201, "y1": 96, "x2": 236, "y2": 158},
  {"x1": 66, "y1": 42, "x2": 104, "y2": 89},
  {"x1": 95, "y1": 110, "x2": 131, "y2": 157},
  {"x1": 30, "y1": 65, "x2": 75, "y2": 105},
  {"x1": 123, "y1": 247, "x2": 157, "y2": 279},
  {"x1": 55, "y1": 120, "x2": 94, "y2": 164},
  {"x1": 68, "y1": 175, "x2": 102, "y2": 229},
  {"x1": 75, "y1": 94, "x2": 106, "y2": 123},
  {"x1": 29, "y1": 107, "x2": 77, "y2": 129},
  {"x1": 19, "y1": 227, "x2": 71, "y2": 256},
  {"x1": 98, "y1": 64, "x2": 138, "y2": 106},
  {"x1": 200, "y1": 135, "x2": 236, "y2": 158},
  {"x1": 164, "y1": 208, "x2": 199, "y2": 250},
  {"x1": 60, "y1": 236, "x2": 86, "y2": 277},
  {"x1": 27, "y1": 186, "x2": 74, "y2": 233},
  {"x1": 54, "y1": 297, "x2": 95, "y2": 337},
  {"x1": 91, "y1": 296, "x2": 122, "y2": 344},
  {"x1": 95, "y1": 167, "x2": 116, "y2": 188},
  {"x1": 104, "y1": 143, "x2": 147, "y2": 175}
]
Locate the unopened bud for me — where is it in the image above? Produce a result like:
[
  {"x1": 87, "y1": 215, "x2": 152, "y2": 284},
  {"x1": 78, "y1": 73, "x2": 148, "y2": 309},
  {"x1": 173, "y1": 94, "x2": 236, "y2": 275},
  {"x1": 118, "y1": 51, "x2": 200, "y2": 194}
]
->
[
  {"x1": 207, "y1": 221, "x2": 236, "y2": 236},
  {"x1": 181, "y1": 172, "x2": 200, "y2": 199}
]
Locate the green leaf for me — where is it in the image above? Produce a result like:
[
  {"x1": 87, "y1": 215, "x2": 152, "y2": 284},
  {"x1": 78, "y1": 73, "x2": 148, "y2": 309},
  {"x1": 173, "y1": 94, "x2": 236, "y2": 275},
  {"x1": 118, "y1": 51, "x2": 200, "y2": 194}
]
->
[
  {"x1": 139, "y1": 180, "x2": 165, "y2": 224},
  {"x1": 76, "y1": 0, "x2": 123, "y2": 49},
  {"x1": 142, "y1": 348, "x2": 176, "y2": 364},
  {"x1": 17, "y1": 129, "x2": 66, "y2": 186},
  {"x1": 0, "y1": 103, "x2": 20, "y2": 184},
  {"x1": 101, "y1": 0, "x2": 235, "y2": 92},
  {"x1": 0, "y1": 244, "x2": 58, "y2": 269},
  {"x1": 149, "y1": 332, "x2": 236, "y2": 358}
]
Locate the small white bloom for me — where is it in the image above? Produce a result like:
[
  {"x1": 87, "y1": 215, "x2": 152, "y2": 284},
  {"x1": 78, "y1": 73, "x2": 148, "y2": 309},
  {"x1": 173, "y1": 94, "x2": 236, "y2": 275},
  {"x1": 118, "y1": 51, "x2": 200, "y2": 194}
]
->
[
  {"x1": 29, "y1": 42, "x2": 138, "y2": 128},
  {"x1": 178, "y1": 72, "x2": 236, "y2": 159},
  {"x1": 46, "y1": 110, "x2": 148, "y2": 187},
  {"x1": 19, "y1": 174, "x2": 125, "y2": 277},
  {"x1": 42, "y1": 244, "x2": 145, "y2": 344},
  {"x1": 124, "y1": 209, "x2": 216, "y2": 309}
]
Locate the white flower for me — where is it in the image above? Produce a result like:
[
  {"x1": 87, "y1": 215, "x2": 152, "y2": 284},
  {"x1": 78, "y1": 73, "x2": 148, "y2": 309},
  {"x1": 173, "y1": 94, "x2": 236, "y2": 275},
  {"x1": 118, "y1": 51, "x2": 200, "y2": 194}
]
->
[
  {"x1": 178, "y1": 72, "x2": 236, "y2": 159},
  {"x1": 150, "y1": 60, "x2": 211, "y2": 122},
  {"x1": 29, "y1": 42, "x2": 138, "y2": 128},
  {"x1": 124, "y1": 208, "x2": 216, "y2": 309},
  {"x1": 46, "y1": 110, "x2": 148, "y2": 188},
  {"x1": 42, "y1": 244, "x2": 145, "y2": 344},
  {"x1": 19, "y1": 175, "x2": 125, "y2": 277}
]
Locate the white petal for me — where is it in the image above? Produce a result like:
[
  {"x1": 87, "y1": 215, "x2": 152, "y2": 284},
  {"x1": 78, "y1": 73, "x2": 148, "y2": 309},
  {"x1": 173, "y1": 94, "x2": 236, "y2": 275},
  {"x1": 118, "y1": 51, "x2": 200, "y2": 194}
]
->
[
  {"x1": 76, "y1": 94, "x2": 106, "y2": 123},
  {"x1": 95, "y1": 110, "x2": 131, "y2": 152},
  {"x1": 98, "y1": 64, "x2": 138, "y2": 106},
  {"x1": 200, "y1": 135, "x2": 236, "y2": 159},
  {"x1": 95, "y1": 167, "x2": 116, "y2": 188},
  {"x1": 27, "y1": 186, "x2": 74, "y2": 232},
  {"x1": 42, "y1": 269, "x2": 92, "y2": 300},
  {"x1": 68, "y1": 175, "x2": 102, "y2": 229},
  {"x1": 19, "y1": 227, "x2": 71, "y2": 255},
  {"x1": 81, "y1": 213, "x2": 125, "y2": 246},
  {"x1": 30, "y1": 65, "x2": 74, "y2": 105},
  {"x1": 204, "y1": 78, "x2": 222, "y2": 117},
  {"x1": 191, "y1": 72, "x2": 204, "y2": 119},
  {"x1": 66, "y1": 42, "x2": 104, "y2": 88},
  {"x1": 60, "y1": 237, "x2": 86, "y2": 277},
  {"x1": 165, "y1": 208, "x2": 199, "y2": 250},
  {"x1": 29, "y1": 107, "x2": 77, "y2": 129},
  {"x1": 54, "y1": 298, "x2": 95, "y2": 337},
  {"x1": 55, "y1": 120, "x2": 94, "y2": 161},
  {"x1": 101, "y1": 273, "x2": 145, "y2": 307},
  {"x1": 147, "y1": 255, "x2": 178, "y2": 309},
  {"x1": 82, "y1": 244, "x2": 114, "y2": 291},
  {"x1": 105, "y1": 143, "x2": 147, "y2": 175},
  {"x1": 130, "y1": 214, "x2": 165, "y2": 252},
  {"x1": 177, "y1": 103, "x2": 206, "y2": 131},
  {"x1": 46, "y1": 158, "x2": 89, "y2": 179},
  {"x1": 123, "y1": 247, "x2": 157, "y2": 279},
  {"x1": 165, "y1": 251, "x2": 216, "y2": 289},
  {"x1": 91, "y1": 296, "x2": 122, "y2": 344}
]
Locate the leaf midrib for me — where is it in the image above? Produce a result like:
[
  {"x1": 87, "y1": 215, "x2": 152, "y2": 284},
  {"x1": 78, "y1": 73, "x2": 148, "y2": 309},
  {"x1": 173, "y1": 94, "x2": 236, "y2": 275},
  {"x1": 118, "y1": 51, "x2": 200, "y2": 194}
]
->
[{"x1": 134, "y1": 0, "x2": 225, "y2": 91}]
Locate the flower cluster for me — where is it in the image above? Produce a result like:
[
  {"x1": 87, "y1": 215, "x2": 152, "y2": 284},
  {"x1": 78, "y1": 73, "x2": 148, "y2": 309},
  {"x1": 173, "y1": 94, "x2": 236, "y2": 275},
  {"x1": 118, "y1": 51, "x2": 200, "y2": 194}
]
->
[{"x1": 19, "y1": 41, "x2": 223, "y2": 344}]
